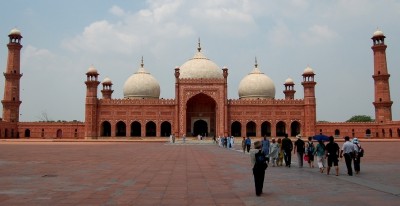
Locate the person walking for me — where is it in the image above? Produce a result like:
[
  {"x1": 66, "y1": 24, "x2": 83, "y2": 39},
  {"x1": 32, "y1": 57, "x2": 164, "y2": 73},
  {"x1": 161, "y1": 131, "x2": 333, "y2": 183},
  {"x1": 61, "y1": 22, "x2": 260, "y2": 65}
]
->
[
  {"x1": 352, "y1": 138, "x2": 363, "y2": 174},
  {"x1": 182, "y1": 134, "x2": 186, "y2": 143},
  {"x1": 241, "y1": 137, "x2": 246, "y2": 153},
  {"x1": 245, "y1": 137, "x2": 252, "y2": 153},
  {"x1": 261, "y1": 136, "x2": 270, "y2": 157},
  {"x1": 325, "y1": 136, "x2": 340, "y2": 176},
  {"x1": 293, "y1": 135, "x2": 305, "y2": 168},
  {"x1": 281, "y1": 134, "x2": 293, "y2": 167},
  {"x1": 340, "y1": 136, "x2": 356, "y2": 176},
  {"x1": 250, "y1": 141, "x2": 268, "y2": 196},
  {"x1": 269, "y1": 138, "x2": 279, "y2": 166},
  {"x1": 314, "y1": 140, "x2": 326, "y2": 173},
  {"x1": 277, "y1": 138, "x2": 284, "y2": 166},
  {"x1": 305, "y1": 136, "x2": 315, "y2": 168}
]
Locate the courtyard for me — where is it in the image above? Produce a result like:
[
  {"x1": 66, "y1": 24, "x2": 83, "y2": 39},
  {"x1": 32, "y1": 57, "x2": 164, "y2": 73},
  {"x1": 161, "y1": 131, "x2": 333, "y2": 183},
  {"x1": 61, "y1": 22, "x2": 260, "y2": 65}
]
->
[{"x1": 0, "y1": 139, "x2": 399, "y2": 205}]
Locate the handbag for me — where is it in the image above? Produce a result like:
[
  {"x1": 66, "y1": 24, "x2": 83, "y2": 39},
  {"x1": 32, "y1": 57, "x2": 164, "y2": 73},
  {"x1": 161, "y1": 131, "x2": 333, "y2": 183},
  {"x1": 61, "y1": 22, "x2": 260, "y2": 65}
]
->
[{"x1": 304, "y1": 154, "x2": 309, "y2": 162}]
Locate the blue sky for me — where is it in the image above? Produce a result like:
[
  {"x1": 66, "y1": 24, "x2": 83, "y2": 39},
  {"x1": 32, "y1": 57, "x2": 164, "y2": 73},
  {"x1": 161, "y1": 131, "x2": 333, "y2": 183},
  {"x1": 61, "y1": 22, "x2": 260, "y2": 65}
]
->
[{"x1": 1, "y1": 0, "x2": 400, "y2": 122}]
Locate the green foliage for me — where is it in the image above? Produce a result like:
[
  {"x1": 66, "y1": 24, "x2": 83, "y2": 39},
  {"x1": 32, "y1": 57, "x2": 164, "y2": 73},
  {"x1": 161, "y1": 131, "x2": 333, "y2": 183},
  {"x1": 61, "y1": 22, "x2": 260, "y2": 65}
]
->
[{"x1": 346, "y1": 115, "x2": 374, "y2": 122}]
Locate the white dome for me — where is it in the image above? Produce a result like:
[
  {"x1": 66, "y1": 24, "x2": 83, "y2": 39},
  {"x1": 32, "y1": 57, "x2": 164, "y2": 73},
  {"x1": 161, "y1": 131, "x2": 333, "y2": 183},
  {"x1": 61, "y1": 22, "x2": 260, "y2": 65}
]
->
[
  {"x1": 102, "y1": 77, "x2": 112, "y2": 84},
  {"x1": 303, "y1": 66, "x2": 314, "y2": 75},
  {"x1": 238, "y1": 65, "x2": 275, "y2": 99},
  {"x1": 285, "y1": 77, "x2": 294, "y2": 84},
  {"x1": 179, "y1": 46, "x2": 223, "y2": 79},
  {"x1": 373, "y1": 29, "x2": 384, "y2": 37},
  {"x1": 9, "y1": 28, "x2": 21, "y2": 35},
  {"x1": 123, "y1": 63, "x2": 160, "y2": 99},
  {"x1": 87, "y1": 65, "x2": 98, "y2": 74}
]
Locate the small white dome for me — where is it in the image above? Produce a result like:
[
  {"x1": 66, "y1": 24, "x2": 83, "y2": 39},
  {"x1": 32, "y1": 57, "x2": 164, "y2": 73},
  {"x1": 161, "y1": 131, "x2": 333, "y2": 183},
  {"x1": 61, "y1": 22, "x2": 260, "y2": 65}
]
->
[
  {"x1": 123, "y1": 63, "x2": 160, "y2": 99},
  {"x1": 238, "y1": 65, "x2": 275, "y2": 99},
  {"x1": 285, "y1": 77, "x2": 294, "y2": 84},
  {"x1": 9, "y1": 28, "x2": 21, "y2": 35},
  {"x1": 87, "y1": 65, "x2": 98, "y2": 74},
  {"x1": 179, "y1": 45, "x2": 223, "y2": 79},
  {"x1": 102, "y1": 77, "x2": 112, "y2": 84},
  {"x1": 373, "y1": 29, "x2": 384, "y2": 37},
  {"x1": 303, "y1": 66, "x2": 314, "y2": 75}
]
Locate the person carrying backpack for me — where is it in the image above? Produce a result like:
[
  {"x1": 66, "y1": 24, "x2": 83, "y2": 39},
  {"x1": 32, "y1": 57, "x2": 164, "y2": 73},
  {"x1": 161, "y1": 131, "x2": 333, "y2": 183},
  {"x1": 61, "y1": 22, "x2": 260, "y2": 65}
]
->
[
  {"x1": 306, "y1": 136, "x2": 315, "y2": 168},
  {"x1": 353, "y1": 138, "x2": 363, "y2": 174},
  {"x1": 250, "y1": 141, "x2": 268, "y2": 196}
]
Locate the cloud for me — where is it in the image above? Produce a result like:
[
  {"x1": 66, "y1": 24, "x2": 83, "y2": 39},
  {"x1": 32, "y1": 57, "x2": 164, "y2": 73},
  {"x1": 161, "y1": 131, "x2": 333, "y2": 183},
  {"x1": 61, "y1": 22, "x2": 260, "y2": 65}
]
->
[
  {"x1": 300, "y1": 25, "x2": 337, "y2": 45},
  {"x1": 109, "y1": 5, "x2": 125, "y2": 17}
]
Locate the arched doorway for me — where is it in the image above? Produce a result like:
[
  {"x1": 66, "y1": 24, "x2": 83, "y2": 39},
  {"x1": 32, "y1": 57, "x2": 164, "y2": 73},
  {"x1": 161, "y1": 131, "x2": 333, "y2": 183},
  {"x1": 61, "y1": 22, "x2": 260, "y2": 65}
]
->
[
  {"x1": 261, "y1": 121, "x2": 271, "y2": 137},
  {"x1": 246, "y1": 121, "x2": 256, "y2": 137},
  {"x1": 161, "y1": 121, "x2": 171, "y2": 137},
  {"x1": 231, "y1": 121, "x2": 241, "y2": 137},
  {"x1": 335, "y1": 129, "x2": 340, "y2": 137},
  {"x1": 25, "y1": 129, "x2": 31, "y2": 138},
  {"x1": 193, "y1": 120, "x2": 208, "y2": 136},
  {"x1": 186, "y1": 93, "x2": 216, "y2": 137},
  {"x1": 146, "y1": 121, "x2": 156, "y2": 137},
  {"x1": 290, "y1": 121, "x2": 300, "y2": 137},
  {"x1": 116, "y1": 121, "x2": 126, "y2": 137},
  {"x1": 276, "y1": 121, "x2": 286, "y2": 137},
  {"x1": 130, "y1": 121, "x2": 141, "y2": 137},
  {"x1": 56, "y1": 129, "x2": 62, "y2": 138},
  {"x1": 101, "y1": 121, "x2": 111, "y2": 136}
]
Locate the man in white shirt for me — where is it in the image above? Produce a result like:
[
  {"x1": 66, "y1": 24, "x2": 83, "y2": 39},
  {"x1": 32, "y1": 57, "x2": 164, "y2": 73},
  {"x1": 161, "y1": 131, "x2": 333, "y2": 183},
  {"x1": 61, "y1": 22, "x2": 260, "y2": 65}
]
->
[{"x1": 340, "y1": 136, "x2": 356, "y2": 176}]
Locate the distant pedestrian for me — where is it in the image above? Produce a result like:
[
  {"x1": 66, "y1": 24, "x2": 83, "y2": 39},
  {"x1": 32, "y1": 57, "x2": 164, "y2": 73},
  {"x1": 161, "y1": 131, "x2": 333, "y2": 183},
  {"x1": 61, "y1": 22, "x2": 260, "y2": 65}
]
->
[
  {"x1": 277, "y1": 138, "x2": 284, "y2": 166},
  {"x1": 325, "y1": 136, "x2": 340, "y2": 176},
  {"x1": 182, "y1": 134, "x2": 186, "y2": 143},
  {"x1": 340, "y1": 136, "x2": 356, "y2": 176},
  {"x1": 305, "y1": 136, "x2": 315, "y2": 168},
  {"x1": 245, "y1": 137, "x2": 252, "y2": 153},
  {"x1": 352, "y1": 138, "x2": 363, "y2": 174},
  {"x1": 241, "y1": 137, "x2": 246, "y2": 153},
  {"x1": 281, "y1": 134, "x2": 293, "y2": 167},
  {"x1": 261, "y1": 136, "x2": 270, "y2": 156},
  {"x1": 250, "y1": 141, "x2": 268, "y2": 196},
  {"x1": 294, "y1": 135, "x2": 305, "y2": 168},
  {"x1": 230, "y1": 136, "x2": 235, "y2": 149},
  {"x1": 314, "y1": 140, "x2": 326, "y2": 173},
  {"x1": 269, "y1": 138, "x2": 279, "y2": 166}
]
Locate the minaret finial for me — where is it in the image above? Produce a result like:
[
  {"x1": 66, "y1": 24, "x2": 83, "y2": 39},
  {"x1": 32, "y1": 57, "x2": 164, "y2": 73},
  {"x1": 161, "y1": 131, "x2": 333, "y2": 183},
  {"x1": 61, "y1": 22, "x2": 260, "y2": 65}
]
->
[
  {"x1": 197, "y1": 38, "x2": 201, "y2": 52},
  {"x1": 141, "y1": 56, "x2": 144, "y2": 68},
  {"x1": 255, "y1": 57, "x2": 258, "y2": 68}
]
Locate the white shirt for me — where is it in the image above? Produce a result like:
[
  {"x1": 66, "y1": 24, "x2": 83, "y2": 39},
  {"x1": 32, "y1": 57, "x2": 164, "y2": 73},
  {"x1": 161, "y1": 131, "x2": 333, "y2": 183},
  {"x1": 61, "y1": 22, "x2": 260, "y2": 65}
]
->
[{"x1": 342, "y1": 141, "x2": 355, "y2": 154}]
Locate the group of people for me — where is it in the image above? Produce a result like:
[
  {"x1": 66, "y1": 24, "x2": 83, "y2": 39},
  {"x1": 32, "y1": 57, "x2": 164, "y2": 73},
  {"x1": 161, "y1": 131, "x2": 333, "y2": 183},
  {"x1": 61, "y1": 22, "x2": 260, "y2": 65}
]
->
[
  {"x1": 249, "y1": 134, "x2": 364, "y2": 196},
  {"x1": 217, "y1": 136, "x2": 235, "y2": 148}
]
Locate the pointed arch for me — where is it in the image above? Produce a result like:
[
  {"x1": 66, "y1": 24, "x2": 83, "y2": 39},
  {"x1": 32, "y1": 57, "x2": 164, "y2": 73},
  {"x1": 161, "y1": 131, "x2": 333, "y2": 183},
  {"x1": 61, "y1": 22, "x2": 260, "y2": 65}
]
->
[
  {"x1": 56, "y1": 129, "x2": 62, "y2": 138},
  {"x1": 116, "y1": 121, "x2": 126, "y2": 137},
  {"x1": 261, "y1": 121, "x2": 271, "y2": 137},
  {"x1": 24, "y1": 129, "x2": 31, "y2": 138},
  {"x1": 130, "y1": 121, "x2": 141, "y2": 137},
  {"x1": 161, "y1": 121, "x2": 172, "y2": 137},
  {"x1": 101, "y1": 121, "x2": 111, "y2": 137},
  {"x1": 146, "y1": 121, "x2": 156, "y2": 137},
  {"x1": 276, "y1": 121, "x2": 286, "y2": 137},
  {"x1": 246, "y1": 121, "x2": 256, "y2": 137},
  {"x1": 231, "y1": 121, "x2": 241, "y2": 137}
]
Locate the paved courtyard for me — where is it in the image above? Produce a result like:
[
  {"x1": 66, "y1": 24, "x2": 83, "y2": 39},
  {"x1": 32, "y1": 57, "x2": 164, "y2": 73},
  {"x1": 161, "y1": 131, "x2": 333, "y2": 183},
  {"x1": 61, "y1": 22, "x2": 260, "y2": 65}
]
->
[{"x1": 0, "y1": 139, "x2": 399, "y2": 205}]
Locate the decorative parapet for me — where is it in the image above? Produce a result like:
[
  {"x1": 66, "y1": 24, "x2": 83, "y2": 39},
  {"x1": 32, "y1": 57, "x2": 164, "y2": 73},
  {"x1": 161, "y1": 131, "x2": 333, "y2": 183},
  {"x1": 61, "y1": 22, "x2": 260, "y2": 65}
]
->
[
  {"x1": 228, "y1": 98, "x2": 304, "y2": 105},
  {"x1": 179, "y1": 78, "x2": 225, "y2": 84},
  {"x1": 316, "y1": 121, "x2": 378, "y2": 126},
  {"x1": 99, "y1": 98, "x2": 176, "y2": 105}
]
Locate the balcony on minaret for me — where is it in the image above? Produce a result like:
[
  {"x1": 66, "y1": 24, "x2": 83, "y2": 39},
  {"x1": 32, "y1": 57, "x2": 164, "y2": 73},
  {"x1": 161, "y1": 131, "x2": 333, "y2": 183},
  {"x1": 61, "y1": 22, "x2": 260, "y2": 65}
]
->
[
  {"x1": 283, "y1": 77, "x2": 296, "y2": 100},
  {"x1": 101, "y1": 77, "x2": 113, "y2": 99}
]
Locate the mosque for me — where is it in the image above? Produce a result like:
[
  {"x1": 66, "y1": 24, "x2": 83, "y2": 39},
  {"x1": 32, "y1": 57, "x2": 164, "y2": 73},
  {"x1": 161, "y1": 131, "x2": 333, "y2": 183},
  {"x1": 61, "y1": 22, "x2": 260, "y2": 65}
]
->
[{"x1": 0, "y1": 28, "x2": 399, "y2": 139}]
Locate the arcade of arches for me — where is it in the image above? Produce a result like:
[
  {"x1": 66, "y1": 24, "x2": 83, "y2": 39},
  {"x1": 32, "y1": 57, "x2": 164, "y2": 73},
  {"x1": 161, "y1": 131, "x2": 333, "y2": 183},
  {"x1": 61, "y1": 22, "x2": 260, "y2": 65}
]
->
[{"x1": 230, "y1": 121, "x2": 301, "y2": 137}]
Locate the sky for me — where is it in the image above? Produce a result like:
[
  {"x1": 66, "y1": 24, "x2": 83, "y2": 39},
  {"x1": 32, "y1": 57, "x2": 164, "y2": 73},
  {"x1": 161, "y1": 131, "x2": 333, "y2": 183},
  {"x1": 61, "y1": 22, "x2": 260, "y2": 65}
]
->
[{"x1": 1, "y1": 0, "x2": 400, "y2": 122}]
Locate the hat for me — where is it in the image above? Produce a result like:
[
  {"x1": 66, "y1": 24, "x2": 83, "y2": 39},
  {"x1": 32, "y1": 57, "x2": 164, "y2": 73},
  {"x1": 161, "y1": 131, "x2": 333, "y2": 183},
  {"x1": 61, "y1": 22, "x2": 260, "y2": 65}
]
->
[
  {"x1": 352, "y1": 138, "x2": 359, "y2": 144},
  {"x1": 254, "y1": 141, "x2": 262, "y2": 149},
  {"x1": 296, "y1": 134, "x2": 301, "y2": 139}
]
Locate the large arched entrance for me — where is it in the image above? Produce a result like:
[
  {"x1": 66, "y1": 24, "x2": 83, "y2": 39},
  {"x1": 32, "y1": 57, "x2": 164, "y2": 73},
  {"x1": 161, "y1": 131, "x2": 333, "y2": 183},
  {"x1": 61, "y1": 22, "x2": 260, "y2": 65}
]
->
[
  {"x1": 193, "y1": 120, "x2": 208, "y2": 136},
  {"x1": 186, "y1": 93, "x2": 216, "y2": 137}
]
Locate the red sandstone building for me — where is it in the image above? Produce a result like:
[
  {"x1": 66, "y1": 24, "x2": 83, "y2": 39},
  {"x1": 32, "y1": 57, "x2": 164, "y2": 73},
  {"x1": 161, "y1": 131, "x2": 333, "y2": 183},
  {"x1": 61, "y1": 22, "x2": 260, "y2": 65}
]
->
[{"x1": 0, "y1": 28, "x2": 399, "y2": 139}]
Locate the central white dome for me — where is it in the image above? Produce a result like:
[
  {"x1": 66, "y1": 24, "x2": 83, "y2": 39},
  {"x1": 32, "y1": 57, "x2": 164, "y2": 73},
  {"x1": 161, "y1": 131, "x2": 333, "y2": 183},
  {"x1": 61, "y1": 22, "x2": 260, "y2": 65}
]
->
[
  {"x1": 123, "y1": 61, "x2": 160, "y2": 99},
  {"x1": 179, "y1": 44, "x2": 223, "y2": 79},
  {"x1": 238, "y1": 62, "x2": 275, "y2": 99}
]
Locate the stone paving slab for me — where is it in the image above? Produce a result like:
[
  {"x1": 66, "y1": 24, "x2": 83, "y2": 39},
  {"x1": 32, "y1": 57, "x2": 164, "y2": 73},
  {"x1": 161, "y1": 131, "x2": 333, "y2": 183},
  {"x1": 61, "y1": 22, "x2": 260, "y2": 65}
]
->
[{"x1": 0, "y1": 140, "x2": 399, "y2": 205}]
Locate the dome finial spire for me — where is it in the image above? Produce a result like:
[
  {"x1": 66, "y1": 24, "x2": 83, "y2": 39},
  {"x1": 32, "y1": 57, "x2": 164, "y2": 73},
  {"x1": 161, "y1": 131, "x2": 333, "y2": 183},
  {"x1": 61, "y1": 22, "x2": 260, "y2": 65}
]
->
[
  {"x1": 197, "y1": 38, "x2": 201, "y2": 52},
  {"x1": 141, "y1": 56, "x2": 144, "y2": 68},
  {"x1": 255, "y1": 57, "x2": 258, "y2": 68}
]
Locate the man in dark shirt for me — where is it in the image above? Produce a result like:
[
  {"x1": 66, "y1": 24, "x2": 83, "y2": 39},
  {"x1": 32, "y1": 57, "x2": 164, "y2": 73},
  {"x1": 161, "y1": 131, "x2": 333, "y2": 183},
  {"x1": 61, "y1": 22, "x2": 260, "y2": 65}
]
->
[
  {"x1": 325, "y1": 136, "x2": 340, "y2": 176},
  {"x1": 281, "y1": 133, "x2": 293, "y2": 167},
  {"x1": 293, "y1": 135, "x2": 305, "y2": 168}
]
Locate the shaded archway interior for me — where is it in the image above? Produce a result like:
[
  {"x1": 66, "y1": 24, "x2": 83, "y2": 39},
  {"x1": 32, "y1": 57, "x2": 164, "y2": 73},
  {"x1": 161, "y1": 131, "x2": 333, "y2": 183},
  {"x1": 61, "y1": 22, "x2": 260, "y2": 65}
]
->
[{"x1": 186, "y1": 93, "x2": 216, "y2": 137}]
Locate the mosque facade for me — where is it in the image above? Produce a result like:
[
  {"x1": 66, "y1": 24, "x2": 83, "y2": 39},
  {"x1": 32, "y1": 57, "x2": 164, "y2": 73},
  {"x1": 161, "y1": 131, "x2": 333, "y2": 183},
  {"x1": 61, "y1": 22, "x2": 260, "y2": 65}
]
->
[{"x1": 1, "y1": 28, "x2": 399, "y2": 139}]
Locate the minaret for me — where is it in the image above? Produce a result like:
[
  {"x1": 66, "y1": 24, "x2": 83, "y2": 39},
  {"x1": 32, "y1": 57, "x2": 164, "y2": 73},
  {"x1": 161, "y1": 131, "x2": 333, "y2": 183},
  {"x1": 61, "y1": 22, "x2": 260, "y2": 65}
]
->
[
  {"x1": 101, "y1": 77, "x2": 113, "y2": 99},
  {"x1": 371, "y1": 29, "x2": 392, "y2": 123},
  {"x1": 2, "y1": 28, "x2": 23, "y2": 123},
  {"x1": 84, "y1": 65, "x2": 100, "y2": 139},
  {"x1": 284, "y1": 77, "x2": 296, "y2": 100},
  {"x1": 301, "y1": 66, "x2": 317, "y2": 137}
]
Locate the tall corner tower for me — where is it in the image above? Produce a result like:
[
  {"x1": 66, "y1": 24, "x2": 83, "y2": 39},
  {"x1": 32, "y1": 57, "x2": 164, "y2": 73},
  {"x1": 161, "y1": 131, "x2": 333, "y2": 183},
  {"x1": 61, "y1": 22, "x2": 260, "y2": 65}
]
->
[
  {"x1": 84, "y1": 65, "x2": 100, "y2": 139},
  {"x1": 2, "y1": 28, "x2": 23, "y2": 123},
  {"x1": 371, "y1": 29, "x2": 392, "y2": 123},
  {"x1": 301, "y1": 66, "x2": 317, "y2": 137}
]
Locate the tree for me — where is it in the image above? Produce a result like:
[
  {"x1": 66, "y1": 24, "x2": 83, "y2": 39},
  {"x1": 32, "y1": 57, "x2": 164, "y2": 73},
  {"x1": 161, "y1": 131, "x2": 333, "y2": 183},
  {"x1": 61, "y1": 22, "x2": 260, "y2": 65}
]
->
[{"x1": 346, "y1": 115, "x2": 374, "y2": 122}]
